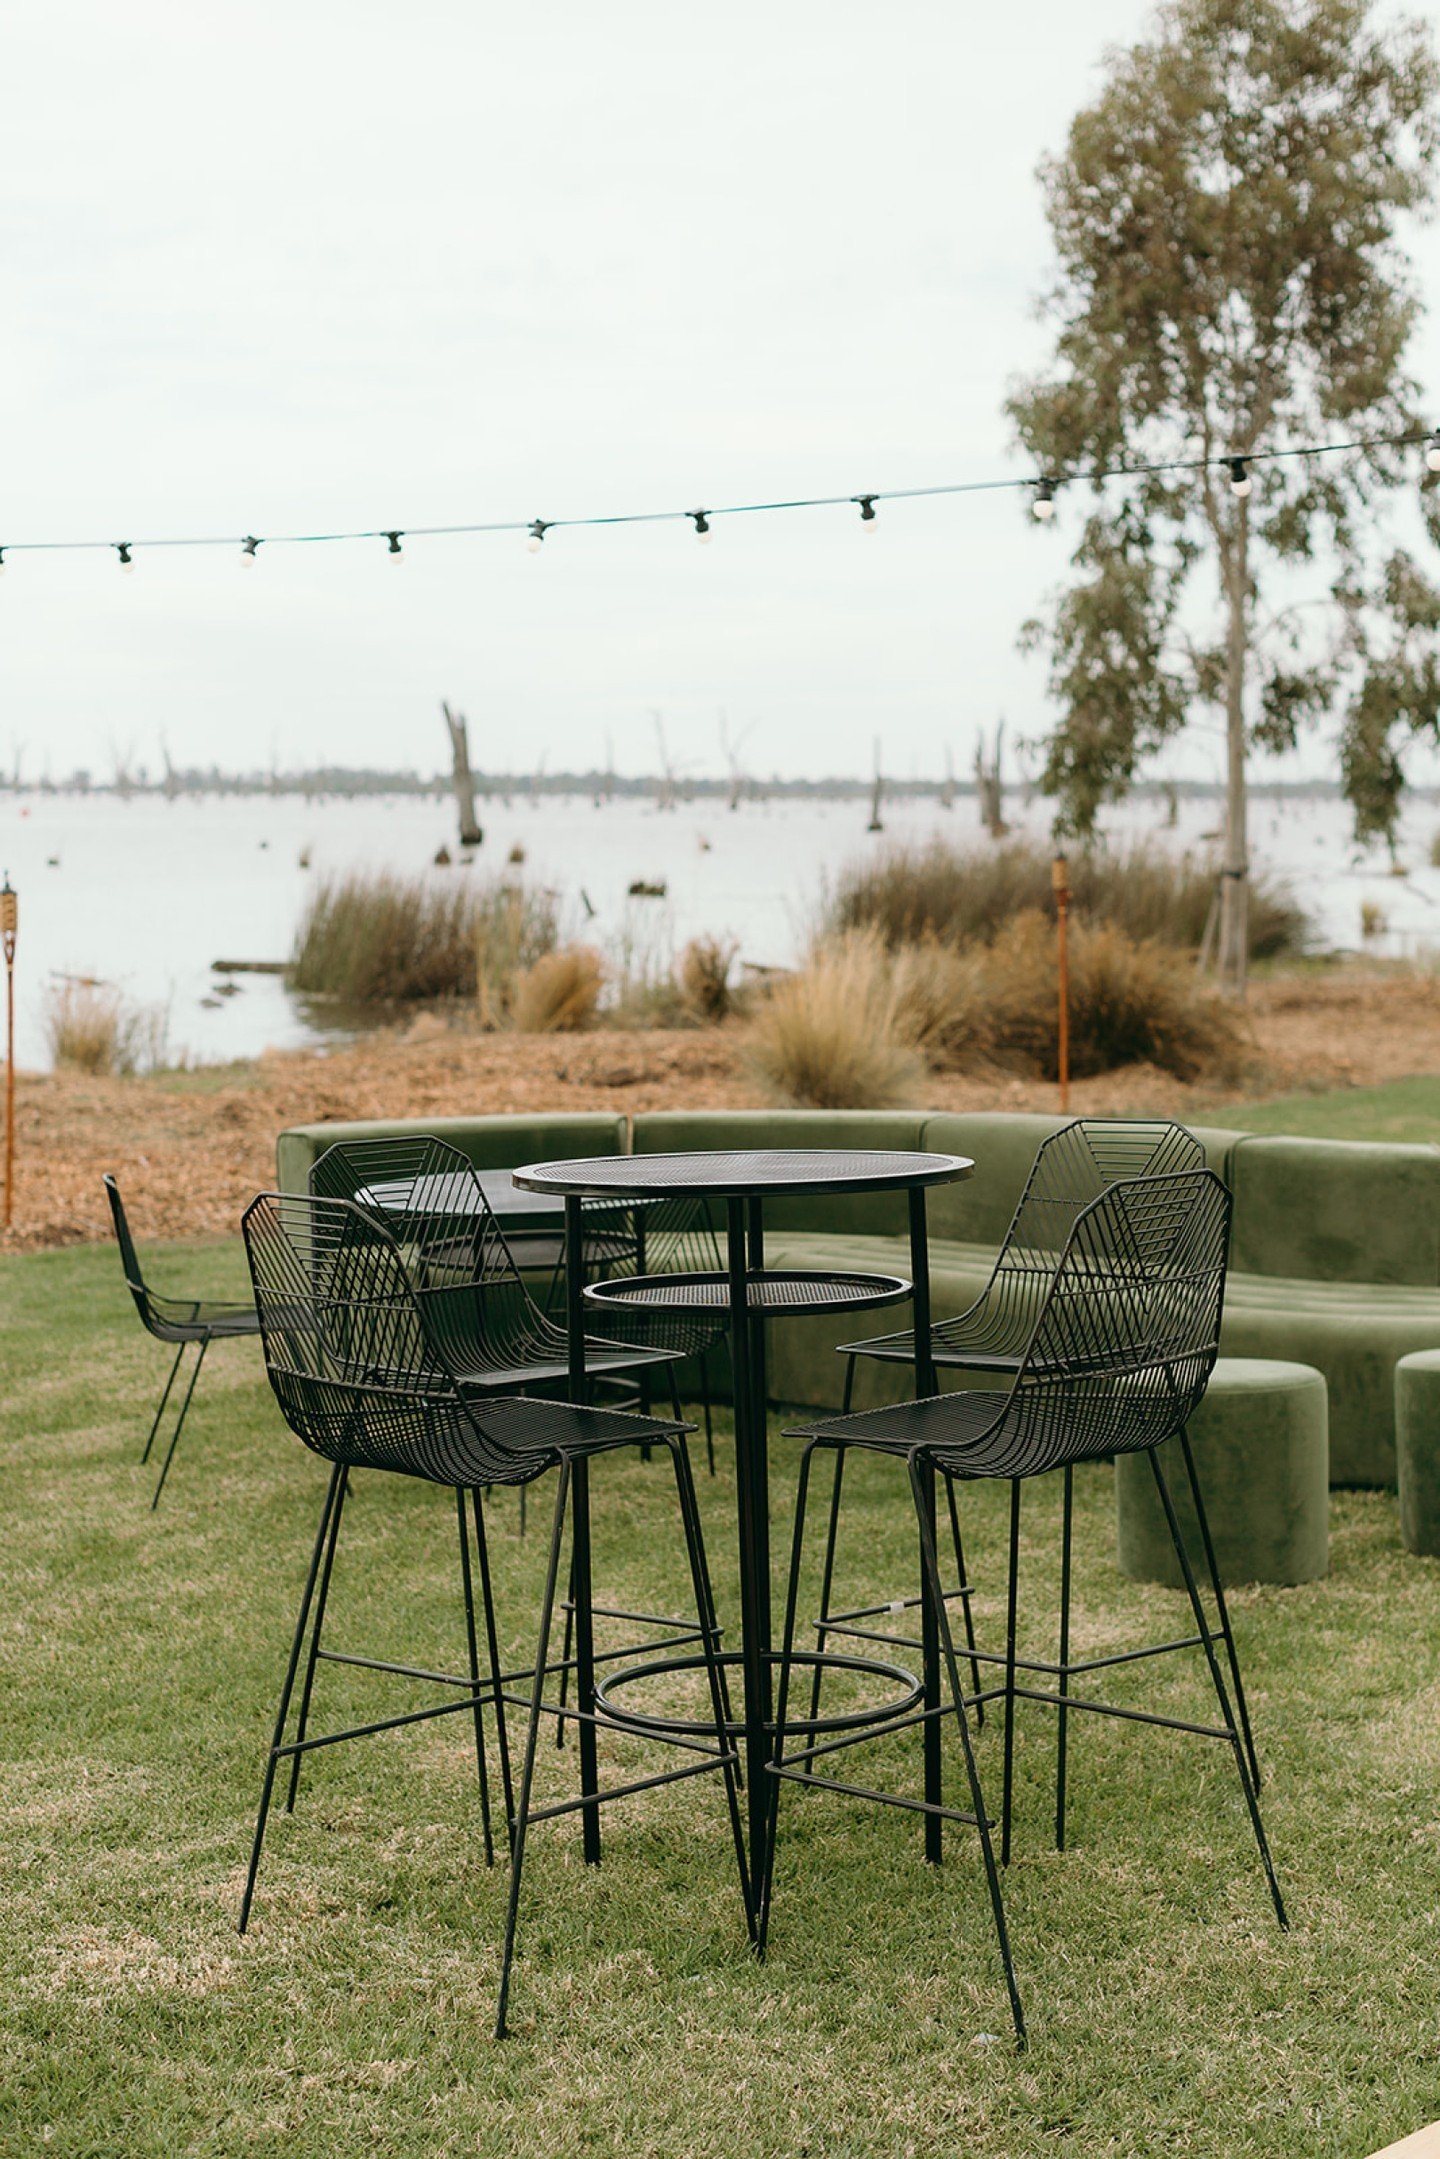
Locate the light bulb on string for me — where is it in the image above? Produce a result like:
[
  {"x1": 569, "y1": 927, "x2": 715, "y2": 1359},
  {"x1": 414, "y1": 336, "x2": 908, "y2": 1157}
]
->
[
  {"x1": 527, "y1": 519, "x2": 550, "y2": 553},
  {"x1": 384, "y1": 531, "x2": 403, "y2": 557},
  {"x1": 691, "y1": 510, "x2": 711, "y2": 543},
  {"x1": 1031, "y1": 479, "x2": 1056, "y2": 523},
  {"x1": 1228, "y1": 457, "x2": 1252, "y2": 499},
  {"x1": 854, "y1": 494, "x2": 878, "y2": 530},
  {"x1": 116, "y1": 543, "x2": 134, "y2": 572},
  {"x1": 240, "y1": 535, "x2": 260, "y2": 567},
  {"x1": 1425, "y1": 429, "x2": 1440, "y2": 474}
]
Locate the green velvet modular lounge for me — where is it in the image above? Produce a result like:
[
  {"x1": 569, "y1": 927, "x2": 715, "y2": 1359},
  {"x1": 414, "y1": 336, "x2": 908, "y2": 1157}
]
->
[{"x1": 276, "y1": 1107, "x2": 1440, "y2": 1489}]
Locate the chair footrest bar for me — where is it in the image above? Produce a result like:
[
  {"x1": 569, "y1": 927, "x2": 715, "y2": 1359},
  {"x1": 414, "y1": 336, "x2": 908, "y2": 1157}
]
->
[
  {"x1": 820, "y1": 1587, "x2": 972, "y2": 1628},
  {"x1": 960, "y1": 1636, "x2": 1205, "y2": 1679},
  {"x1": 274, "y1": 1691, "x2": 490, "y2": 1759},
  {"x1": 1008, "y1": 1684, "x2": 1233, "y2": 1741},
  {"x1": 767, "y1": 1763, "x2": 985, "y2": 1829},
  {"x1": 521, "y1": 1751, "x2": 741, "y2": 1825}
]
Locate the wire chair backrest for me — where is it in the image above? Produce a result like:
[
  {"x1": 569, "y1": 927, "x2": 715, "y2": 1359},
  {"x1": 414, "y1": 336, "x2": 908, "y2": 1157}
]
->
[
  {"x1": 310, "y1": 1134, "x2": 550, "y2": 1376},
  {"x1": 241, "y1": 1190, "x2": 527, "y2": 1485},
  {"x1": 103, "y1": 1174, "x2": 155, "y2": 1329},
  {"x1": 953, "y1": 1120, "x2": 1208, "y2": 1357},
  {"x1": 996, "y1": 1167, "x2": 1231, "y2": 1476}
]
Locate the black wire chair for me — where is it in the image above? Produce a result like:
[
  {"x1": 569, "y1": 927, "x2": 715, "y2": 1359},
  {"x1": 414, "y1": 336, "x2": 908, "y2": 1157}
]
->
[
  {"x1": 238, "y1": 1190, "x2": 750, "y2": 2039},
  {"x1": 774, "y1": 1168, "x2": 1286, "y2": 2049},
  {"x1": 104, "y1": 1173, "x2": 263, "y2": 1509},
  {"x1": 310, "y1": 1136, "x2": 733, "y2": 1739},
  {"x1": 805, "y1": 1120, "x2": 1262, "y2": 1780}
]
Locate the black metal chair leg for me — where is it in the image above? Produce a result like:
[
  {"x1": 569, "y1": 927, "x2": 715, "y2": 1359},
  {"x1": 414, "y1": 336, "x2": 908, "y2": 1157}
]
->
[
  {"x1": 763, "y1": 1437, "x2": 821, "y2": 1952},
  {"x1": 1055, "y1": 1463, "x2": 1073, "y2": 1851},
  {"x1": 699, "y1": 1351, "x2": 715, "y2": 1476},
  {"x1": 919, "y1": 1457, "x2": 944, "y2": 1864},
  {"x1": 570, "y1": 1458, "x2": 602, "y2": 1865},
  {"x1": 456, "y1": 1485, "x2": 497, "y2": 1868},
  {"x1": 150, "y1": 1334, "x2": 209, "y2": 1509},
  {"x1": 238, "y1": 1462, "x2": 345, "y2": 1934},
  {"x1": 1178, "y1": 1427, "x2": 1262, "y2": 1793},
  {"x1": 668, "y1": 1437, "x2": 754, "y2": 1941},
  {"x1": 945, "y1": 1476, "x2": 985, "y2": 1731},
  {"x1": 1001, "y1": 1478, "x2": 1021, "y2": 1866},
  {"x1": 806, "y1": 1356, "x2": 855, "y2": 1730},
  {"x1": 1148, "y1": 1451, "x2": 1288, "y2": 1929},
  {"x1": 910, "y1": 1458, "x2": 1027, "y2": 2049},
  {"x1": 554, "y1": 1561, "x2": 576, "y2": 1750},
  {"x1": 285, "y1": 1466, "x2": 349, "y2": 1814},
  {"x1": 140, "y1": 1341, "x2": 187, "y2": 1464},
  {"x1": 473, "y1": 1488, "x2": 515, "y2": 1850},
  {"x1": 496, "y1": 1464, "x2": 571, "y2": 2040}
]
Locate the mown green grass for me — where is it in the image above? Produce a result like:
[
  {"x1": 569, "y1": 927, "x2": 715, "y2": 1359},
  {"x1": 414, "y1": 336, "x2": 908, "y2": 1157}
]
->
[
  {"x1": 4, "y1": 1240, "x2": 1440, "y2": 2158},
  {"x1": 1230, "y1": 1074, "x2": 1440, "y2": 1144}
]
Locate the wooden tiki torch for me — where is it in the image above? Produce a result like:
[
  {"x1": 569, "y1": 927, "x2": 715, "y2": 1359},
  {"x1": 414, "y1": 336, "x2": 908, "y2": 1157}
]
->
[
  {"x1": 1052, "y1": 852, "x2": 1070, "y2": 1113},
  {"x1": 1, "y1": 873, "x2": 15, "y2": 1228}
]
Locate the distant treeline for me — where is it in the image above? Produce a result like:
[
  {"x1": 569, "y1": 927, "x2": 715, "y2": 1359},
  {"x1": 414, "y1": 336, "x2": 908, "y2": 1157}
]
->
[{"x1": 0, "y1": 766, "x2": 1400, "y2": 804}]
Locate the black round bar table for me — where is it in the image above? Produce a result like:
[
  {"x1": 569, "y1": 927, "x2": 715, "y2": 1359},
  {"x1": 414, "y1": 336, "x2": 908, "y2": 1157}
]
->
[{"x1": 512, "y1": 1146, "x2": 973, "y2": 1940}]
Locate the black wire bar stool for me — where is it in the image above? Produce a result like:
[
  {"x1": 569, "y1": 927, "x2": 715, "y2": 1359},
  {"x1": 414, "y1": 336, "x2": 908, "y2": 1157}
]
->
[
  {"x1": 772, "y1": 1168, "x2": 1286, "y2": 2049},
  {"x1": 104, "y1": 1173, "x2": 264, "y2": 1508},
  {"x1": 807, "y1": 1119, "x2": 1260, "y2": 1811},
  {"x1": 238, "y1": 1191, "x2": 750, "y2": 2039},
  {"x1": 310, "y1": 1135, "x2": 732, "y2": 1730}
]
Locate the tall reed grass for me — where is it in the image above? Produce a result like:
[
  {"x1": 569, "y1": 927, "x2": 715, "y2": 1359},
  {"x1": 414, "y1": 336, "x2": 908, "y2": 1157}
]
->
[
  {"x1": 746, "y1": 932, "x2": 926, "y2": 1108},
  {"x1": 288, "y1": 871, "x2": 558, "y2": 1010},
  {"x1": 825, "y1": 838, "x2": 1307, "y2": 961},
  {"x1": 43, "y1": 981, "x2": 171, "y2": 1076}
]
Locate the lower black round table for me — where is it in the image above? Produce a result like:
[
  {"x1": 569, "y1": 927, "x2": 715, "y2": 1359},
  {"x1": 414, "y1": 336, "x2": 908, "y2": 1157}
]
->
[{"x1": 513, "y1": 1145, "x2": 973, "y2": 1940}]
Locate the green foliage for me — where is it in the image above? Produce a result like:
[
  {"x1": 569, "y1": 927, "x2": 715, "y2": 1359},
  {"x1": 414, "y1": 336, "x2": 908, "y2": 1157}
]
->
[
  {"x1": 825, "y1": 836, "x2": 1307, "y2": 961},
  {"x1": 1010, "y1": 0, "x2": 1440, "y2": 848}
]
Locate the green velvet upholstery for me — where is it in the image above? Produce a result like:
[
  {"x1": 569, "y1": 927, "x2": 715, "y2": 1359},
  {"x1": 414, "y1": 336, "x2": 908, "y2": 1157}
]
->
[
  {"x1": 1229, "y1": 1135, "x2": 1440, "y2": 1287},
  {"x1": 1115, "y1": 1358, "x2": 1329, "y2": 1588},
  {"x1": 274, "y1": 1107, "x2": 1440, "y2": 1489},
  {"x1": 276, "y1": 1113, "x2": 627, "y2": 1196},
  {"x1": 1395, "y1": 1351, "x2": 1440, "y2": 1557}
]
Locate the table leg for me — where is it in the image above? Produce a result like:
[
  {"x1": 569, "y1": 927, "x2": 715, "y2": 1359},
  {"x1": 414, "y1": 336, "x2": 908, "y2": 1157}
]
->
[
  {"x1": 728, "y1": 1196, "x2": 771, "y2": 1942},
  {"x1": 565, "y1": 1198, "x2": 602, "y2": 1863},
  {"x1": 909, "y1": 1188, "x2": 943, "y2": 1860}
]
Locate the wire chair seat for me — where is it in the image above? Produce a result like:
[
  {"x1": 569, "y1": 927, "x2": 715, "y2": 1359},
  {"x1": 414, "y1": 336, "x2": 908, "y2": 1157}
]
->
[{"x1": 135, "y1": 1293, "x2": 265, "y2": 1341}]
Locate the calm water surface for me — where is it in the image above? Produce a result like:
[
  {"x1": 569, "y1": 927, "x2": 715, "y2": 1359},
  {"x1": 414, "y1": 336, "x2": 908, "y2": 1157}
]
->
[{"x1": 1, "y1": 787, "x2": 1437, "y2": 1070}]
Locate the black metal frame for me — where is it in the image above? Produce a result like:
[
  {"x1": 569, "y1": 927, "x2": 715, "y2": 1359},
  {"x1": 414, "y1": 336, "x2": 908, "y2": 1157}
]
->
[
  {"x1": 238, "y1": 1190, "x2": 750, "y2": 2038},
  {"x1": 104, "y1": 1173, "x2": 262, "y2": 1508},
  {"x1": 775, "y1": 1167, "x2": 1287, "y2": 2049}
]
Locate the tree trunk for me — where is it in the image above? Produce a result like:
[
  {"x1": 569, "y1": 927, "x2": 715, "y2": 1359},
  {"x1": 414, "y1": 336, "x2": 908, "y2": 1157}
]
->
[
  {"x1": 441, "y1": 701, "x2": 483, "y2": 848},
  {"x1": 1217, "y1": 504, "x2": 1250, "y2": 1000}
]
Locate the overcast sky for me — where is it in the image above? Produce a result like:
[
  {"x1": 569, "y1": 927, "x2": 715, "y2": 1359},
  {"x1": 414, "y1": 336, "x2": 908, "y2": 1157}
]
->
[{"x1": 7, "y1": 0, "x2": 1440, "y2": 788}]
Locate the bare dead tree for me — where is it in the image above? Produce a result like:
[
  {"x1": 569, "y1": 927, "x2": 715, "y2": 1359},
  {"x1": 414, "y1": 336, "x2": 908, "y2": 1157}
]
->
[
  {"x1": 974, "y1": 719, "x2": 1008, "y2": 839},
  {"x1": 939, "y1": 745, "x2": 956, "y2": 811},
  {"x1": 653, "y1": 712, "x2": 677, "y2": 812},
  {"x1": 867, "y1": 737, "x2": 884, "y2": 832},
  {"x1": 441, "y1": 701, "x2": 483, "y2": 847},
  {"x1": 719, "y1": 711, "x2": 755, "y2": 811}
]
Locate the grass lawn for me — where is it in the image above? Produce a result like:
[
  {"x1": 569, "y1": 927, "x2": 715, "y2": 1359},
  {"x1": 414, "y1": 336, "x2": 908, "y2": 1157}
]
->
[
  {"x1": 1231, "y1": 1074, "x2": 1440, "y2": 1144},
  {"x1": 5, "y1": 1239, "x2": 1440, "y2": 2158}
]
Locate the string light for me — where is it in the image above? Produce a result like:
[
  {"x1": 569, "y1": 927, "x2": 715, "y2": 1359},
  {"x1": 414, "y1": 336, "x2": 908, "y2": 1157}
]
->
[
  {"x1": 240, "y1": 535, "x2": 260, "y2": 566},
  {"x1": 0, "y1": 425, "x2": 1434, "y2": 569}
]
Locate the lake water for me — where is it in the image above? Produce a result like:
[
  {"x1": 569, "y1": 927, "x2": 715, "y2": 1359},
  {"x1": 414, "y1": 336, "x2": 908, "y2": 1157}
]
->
[{"x1": 2, "y1": 784, "x2": 1439, "y2": 1070}]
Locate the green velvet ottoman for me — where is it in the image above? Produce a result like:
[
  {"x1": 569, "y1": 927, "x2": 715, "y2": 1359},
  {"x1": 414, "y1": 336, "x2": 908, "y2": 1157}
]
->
[
  {"x1": 1115, "y1": 1358, "x2": 1329, "y2": 1588},
  {"x1": 1396, "y1": 1350, "x2": 1440, "y2": 1557}
]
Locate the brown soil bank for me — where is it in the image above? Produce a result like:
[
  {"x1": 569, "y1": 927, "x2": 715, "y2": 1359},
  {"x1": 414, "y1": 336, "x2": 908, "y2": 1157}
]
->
[{"x1": 3, "y1": 971, "x2": 1437, "y2": 1255}]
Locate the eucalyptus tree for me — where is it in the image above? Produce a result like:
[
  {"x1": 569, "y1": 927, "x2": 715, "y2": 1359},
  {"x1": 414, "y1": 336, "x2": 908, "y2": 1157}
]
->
[{"x1": 1008, "y1": 0, "x2": 1440, "y2": 993}]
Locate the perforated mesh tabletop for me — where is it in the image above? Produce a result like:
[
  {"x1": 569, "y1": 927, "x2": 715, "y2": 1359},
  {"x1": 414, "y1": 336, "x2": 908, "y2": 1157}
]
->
[{"x1": 514, "y1": 1148, "x2": 973, "y2": 1200}]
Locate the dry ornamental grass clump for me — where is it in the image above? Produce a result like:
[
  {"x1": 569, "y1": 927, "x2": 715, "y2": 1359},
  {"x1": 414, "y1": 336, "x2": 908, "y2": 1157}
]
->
[
  {"x1": 746, "y1": 931, "x2": 925, "y2": 1108},
  {"x1": 509, "y1": 946, "x2": 605, "y2": 1033},
  {"x1": 43, "y1": 981, "x2": 170, "y2": 1076},
  {"x1": 678, "y1": 935, "x2": 739, "y2": 1024}
]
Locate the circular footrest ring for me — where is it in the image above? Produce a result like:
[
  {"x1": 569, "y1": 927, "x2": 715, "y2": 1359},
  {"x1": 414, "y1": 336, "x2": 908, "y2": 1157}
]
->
[{"x1": 594, "y1": 1648, "x2": 922, "y2": 1743}]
